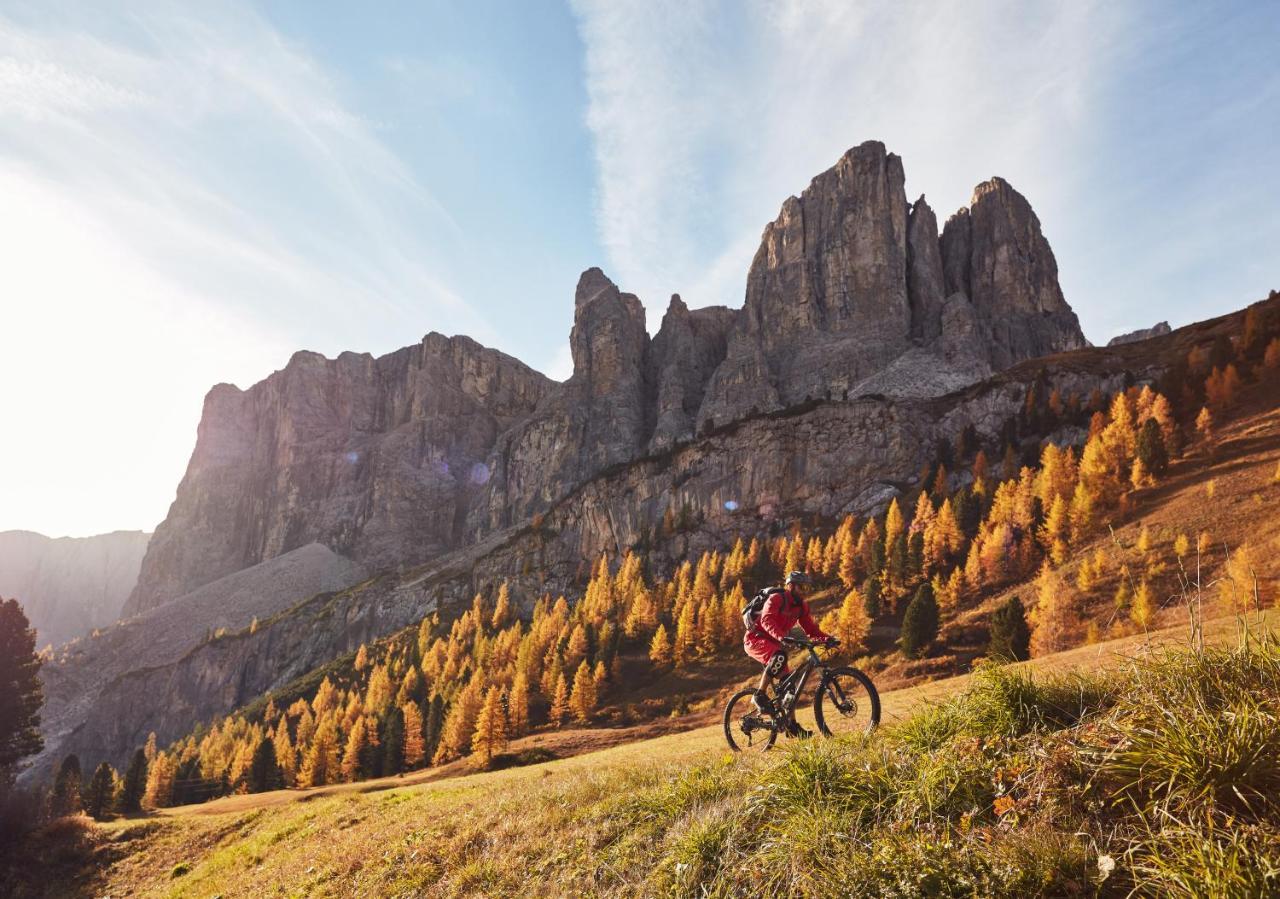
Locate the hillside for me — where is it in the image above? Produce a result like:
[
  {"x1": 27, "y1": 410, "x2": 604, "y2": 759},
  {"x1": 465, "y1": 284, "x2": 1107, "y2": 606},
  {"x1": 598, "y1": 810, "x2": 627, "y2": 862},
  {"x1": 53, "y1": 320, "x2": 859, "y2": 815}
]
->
[
  {"x1": 90, "y1": 324, "x2": 1274, "y2": 801},
  {"x1": 8, "y1": 611, "x2": 1277, "y2": 898},
  {"x1": 31, "y1": 141, "x2": 1125, "y2": 780},
  {"x1": 0, "y1": 530, "x2": 150, "y2": 647}
]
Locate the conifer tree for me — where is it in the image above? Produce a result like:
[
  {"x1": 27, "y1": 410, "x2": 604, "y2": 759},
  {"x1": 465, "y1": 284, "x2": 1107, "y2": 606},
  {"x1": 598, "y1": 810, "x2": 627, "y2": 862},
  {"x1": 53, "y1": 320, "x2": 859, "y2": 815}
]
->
[
  {"x1": 0, "y1": 598, "x2": 43, "y2": 787},
  {"x1": 838, "y1": 532, "x2": 858, "y2": 588},
  {"x1": 507, "y1": 673, "x2": 530, "y2": 739},
  {"x1": 569, "y1": 660, "x2": 596, "y2": 724},
  {"x1": 143, "y1": 752, "x2": 176, "y2": 809},
  {"x1": 119, "y1": 749, "x2": 148, "y2": 813},
  {"x1": 51, "y1": 754, "x2": 82, "y2": 817},
  {"x1": 673, "y1": 602, "x2": 696, "y2": 667},
  {"x1": 471, "y1": 686, "x2": 508, "y2": 767},
  {"x1": 402, "y1": 702, "x2": 425, "y2": 769},
  {"x1": 988, "y1": 596, "x2": 1031, "y2": 661},
  {"x1": 491, "y1": 583, "x2": 514, "y2": 630},
  {"x1": 834, "y1": 589, "x2": 870, "y2": 652},
  {"x1": 249, "y1": 737, "x2": 279, "y2": 793},
  {"x1": 83, "y1": 762, "x2": 116, "y2": 820},
  {"x1": 549, "y1": 673, "x2": 569, "y2": 728},
  {"x1": 1195, "y1": 406, "x2": 1214, "y2": 441},
  {"x1": 433, "y1": 678, "x2": 483, "y2": 765},
  {"x1": 883, "y1": 498, "x2": 905, "y2": 549},
  {"x1": 899, "y1": 583, "x2": 938, "y2": 659},
  {"x1": 424, "y1": 695, "x2": 445, "y2": 764},
  {"x1": 863, "y1": 576, "x2": 883, "y2": 620},
  {"x1": 1030, "y1": 565, "x2": 1072, "y2": 656},
  {"x1": 1136, "y1": 417, "x2": 1169, "y2": 477},
  {"x1": 301, "y1": 718, "x2": 340, "y2": 786},
  {"x1": 648, "y1": 623, "x2": 672, "y2": 667}
]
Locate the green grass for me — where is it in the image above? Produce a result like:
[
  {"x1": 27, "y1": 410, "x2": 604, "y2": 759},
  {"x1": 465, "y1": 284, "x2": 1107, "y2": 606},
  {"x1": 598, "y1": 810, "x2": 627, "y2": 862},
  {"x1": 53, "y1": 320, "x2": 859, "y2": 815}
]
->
[{"x1": 13, "y1": 630, "x2": 1280, "y2": 897}]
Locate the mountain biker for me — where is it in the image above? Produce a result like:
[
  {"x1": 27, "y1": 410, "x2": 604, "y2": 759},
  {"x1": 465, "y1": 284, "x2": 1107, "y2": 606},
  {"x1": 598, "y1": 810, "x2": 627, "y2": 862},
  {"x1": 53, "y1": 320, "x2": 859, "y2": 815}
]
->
[{"x1": 743, "y1": 571, "x2": 838, "y2": 728}]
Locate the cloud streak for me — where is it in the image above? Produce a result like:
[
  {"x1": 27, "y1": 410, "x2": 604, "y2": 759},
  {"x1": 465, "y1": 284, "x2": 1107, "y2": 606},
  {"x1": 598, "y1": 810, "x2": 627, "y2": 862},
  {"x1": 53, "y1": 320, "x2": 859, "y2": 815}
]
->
[{"x1": 570, "y1": 0, "x2": 1130, "y2": 325}]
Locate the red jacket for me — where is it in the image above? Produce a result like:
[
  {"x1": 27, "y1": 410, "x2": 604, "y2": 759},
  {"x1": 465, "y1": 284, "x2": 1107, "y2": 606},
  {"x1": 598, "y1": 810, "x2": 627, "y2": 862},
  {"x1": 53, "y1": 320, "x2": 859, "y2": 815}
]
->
[{"x1": 758, "y1": 587, "x2": 828, "y2": 643}]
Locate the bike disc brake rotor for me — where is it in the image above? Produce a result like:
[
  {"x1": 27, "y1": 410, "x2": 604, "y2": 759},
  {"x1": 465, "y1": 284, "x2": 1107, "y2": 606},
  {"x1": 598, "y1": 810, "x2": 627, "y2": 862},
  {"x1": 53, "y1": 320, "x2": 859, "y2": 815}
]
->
[{"x1": 830, "y1": 685, "x2": 858, "y2": 717}]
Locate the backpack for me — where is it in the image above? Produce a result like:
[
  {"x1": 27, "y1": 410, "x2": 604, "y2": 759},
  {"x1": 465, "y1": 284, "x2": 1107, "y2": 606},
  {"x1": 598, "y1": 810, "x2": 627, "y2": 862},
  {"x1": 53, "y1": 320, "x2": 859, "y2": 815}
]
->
[{"x1": 742, "y1": 586, "x2": 785, "y2": 633}]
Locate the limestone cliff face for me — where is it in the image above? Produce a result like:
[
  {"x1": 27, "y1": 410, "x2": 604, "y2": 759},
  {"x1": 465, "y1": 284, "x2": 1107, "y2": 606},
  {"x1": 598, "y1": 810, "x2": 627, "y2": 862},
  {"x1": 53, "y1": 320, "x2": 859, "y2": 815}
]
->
[
  {"x1": 126, "y1": 335, "x2": 552, "y2": 614},
  {"x1": 128, "y1": 141, "x2": 1086, "y2": 615},
  {"x1": 941, "y1": 177, "x2": 1089, "y2": 369}
]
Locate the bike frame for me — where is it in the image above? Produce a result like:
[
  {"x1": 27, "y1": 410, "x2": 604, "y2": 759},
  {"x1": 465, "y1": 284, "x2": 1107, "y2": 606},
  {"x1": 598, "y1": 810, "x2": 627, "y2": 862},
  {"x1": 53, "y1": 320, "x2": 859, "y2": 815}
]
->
[{"x1": 774, "y1": 642, "x2": 826, "y2": 715}]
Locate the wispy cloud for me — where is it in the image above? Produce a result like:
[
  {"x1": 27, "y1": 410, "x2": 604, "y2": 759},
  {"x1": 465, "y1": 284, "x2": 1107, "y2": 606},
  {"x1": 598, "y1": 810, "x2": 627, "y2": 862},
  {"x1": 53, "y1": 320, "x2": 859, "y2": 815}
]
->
[
  {"x1": 0, "y1": 2, "x2": 491, "y2": 535},
  {"x1": 570, "y1": 0, "x2": 1130, "y2": 325}
]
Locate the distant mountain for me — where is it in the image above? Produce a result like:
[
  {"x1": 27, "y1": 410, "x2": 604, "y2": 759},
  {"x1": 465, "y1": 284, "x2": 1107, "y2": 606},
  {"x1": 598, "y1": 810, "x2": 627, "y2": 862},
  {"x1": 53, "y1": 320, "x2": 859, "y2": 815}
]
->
[
  {"x1": 0, "y1": 529, "x2": 151, "y2": 647},
  {"x1": 1108, "y1": 321, "x2": 1172, "y2": 346}
]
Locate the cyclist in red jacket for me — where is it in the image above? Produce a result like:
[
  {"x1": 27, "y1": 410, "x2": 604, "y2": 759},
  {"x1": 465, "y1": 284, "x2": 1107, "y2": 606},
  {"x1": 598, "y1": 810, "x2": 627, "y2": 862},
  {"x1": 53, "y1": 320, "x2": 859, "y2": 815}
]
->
[{"x1": 743, "y1": 571, "x2": 837, "y2": 725}]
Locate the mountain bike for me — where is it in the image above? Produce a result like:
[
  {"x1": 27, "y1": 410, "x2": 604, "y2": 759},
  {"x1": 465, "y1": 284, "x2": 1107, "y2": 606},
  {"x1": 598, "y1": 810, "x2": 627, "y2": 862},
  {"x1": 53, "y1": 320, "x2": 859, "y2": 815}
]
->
[{"x1": 723, "y1": 636, "x2": 880, "y2": 752}]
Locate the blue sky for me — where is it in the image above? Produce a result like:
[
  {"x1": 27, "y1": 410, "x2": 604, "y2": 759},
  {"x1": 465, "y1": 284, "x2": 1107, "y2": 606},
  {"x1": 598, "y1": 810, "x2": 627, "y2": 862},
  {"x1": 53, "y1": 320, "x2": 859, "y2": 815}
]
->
[{"x1": 1, "y1": 0, "x2": 1277, "y2": 536}]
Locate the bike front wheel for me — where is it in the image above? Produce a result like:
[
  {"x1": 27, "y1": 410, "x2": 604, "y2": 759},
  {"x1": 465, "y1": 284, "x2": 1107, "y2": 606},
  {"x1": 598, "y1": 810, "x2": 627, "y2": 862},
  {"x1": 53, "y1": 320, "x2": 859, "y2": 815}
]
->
[
  {"x1": 723, "y1": 688, "x2": 778, "y2": 753},
  {"x1": 813, "y1": 667, "x2": 880, "y2": 738}
]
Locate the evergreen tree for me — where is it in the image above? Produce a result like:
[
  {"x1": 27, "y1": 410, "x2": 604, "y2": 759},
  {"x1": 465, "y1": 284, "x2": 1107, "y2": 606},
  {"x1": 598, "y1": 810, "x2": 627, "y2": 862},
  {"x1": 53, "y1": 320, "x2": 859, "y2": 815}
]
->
[
  {"x1": 119, "y1": 749, "x2": 148, "y2": 813},
  {"x1": 899, "y1": 583, "x2": 938, "y2": 659},
  {"x1": 424, "y1": 695, "x2": 445, "y2": 763},
  {"x1": 863, "y1": 577, "x2": 883, "y2": 620},
  {"x1": 82, "y1": 762, "x2": 116, "y2": 820},
  {"x1": 249, "y1": 738, "x2": 279, "y2": 793},
  {"x1": 50, "y1": 754, "x2": 82, "y2": 817},
  {"x1": 1136, "y1": 417, "x2": 1169, "y2": 477},
  {"x1": 988, "y1": 596, "x2": 1031, "y2": 661},
  {"x1": 0, "y1": 598, "x2": 43, "y2": 788}
]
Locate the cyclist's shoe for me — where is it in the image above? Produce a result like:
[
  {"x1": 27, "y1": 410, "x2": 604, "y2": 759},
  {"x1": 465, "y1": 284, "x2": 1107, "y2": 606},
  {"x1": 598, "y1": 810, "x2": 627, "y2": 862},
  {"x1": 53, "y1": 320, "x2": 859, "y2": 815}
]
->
[
  {"x1": 786, "y1": 721, "x2": 813, "y2": 739},
  {"x1": 752, "y1": 690, "x2": 777, "y2": 717}
]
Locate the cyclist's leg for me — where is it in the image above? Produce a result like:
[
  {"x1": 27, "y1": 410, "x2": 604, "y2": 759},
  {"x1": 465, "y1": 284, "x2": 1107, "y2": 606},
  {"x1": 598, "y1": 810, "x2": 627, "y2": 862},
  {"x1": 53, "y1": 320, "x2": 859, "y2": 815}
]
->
[{"x1": 744, "y1": 632, "x2": 787, "y2": 715}]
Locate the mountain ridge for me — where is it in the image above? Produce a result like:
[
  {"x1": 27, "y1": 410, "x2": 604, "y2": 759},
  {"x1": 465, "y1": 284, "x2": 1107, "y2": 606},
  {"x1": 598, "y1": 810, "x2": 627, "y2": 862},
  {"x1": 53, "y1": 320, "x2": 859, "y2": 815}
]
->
[{"x1": 126, "y1": 141, "x2": 1087, "y2": 616}]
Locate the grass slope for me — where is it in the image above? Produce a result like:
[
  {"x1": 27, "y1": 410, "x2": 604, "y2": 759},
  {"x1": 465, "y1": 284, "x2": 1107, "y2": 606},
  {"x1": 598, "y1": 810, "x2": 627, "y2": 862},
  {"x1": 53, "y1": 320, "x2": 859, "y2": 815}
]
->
[{"x1": 10, "y1": 609, "x2": 1277, "y2": 898}]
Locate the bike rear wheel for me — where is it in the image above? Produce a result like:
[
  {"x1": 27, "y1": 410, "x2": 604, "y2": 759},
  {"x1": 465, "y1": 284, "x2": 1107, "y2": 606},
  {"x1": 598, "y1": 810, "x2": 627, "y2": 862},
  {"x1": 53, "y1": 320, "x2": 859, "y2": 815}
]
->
[
  {"x1": 723, "y1": 688, "x2": 778, "y2": 753},
  {"x1": 813, "y1": 667, "x2": 880, "y2": 738}
]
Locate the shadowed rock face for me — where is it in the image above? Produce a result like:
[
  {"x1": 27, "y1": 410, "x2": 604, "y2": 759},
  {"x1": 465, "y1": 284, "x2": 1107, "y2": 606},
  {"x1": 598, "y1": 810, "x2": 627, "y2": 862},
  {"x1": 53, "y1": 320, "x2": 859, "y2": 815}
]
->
[
  {"x1": 128, "y1": 141, "x2": 1087, "y2": 616},
  {"x1": 942, "y1": 177, "x2": 1089, "y2": 368},
  {"x1": 126, "y1": 335, "x2": 552, "y2": 614}
]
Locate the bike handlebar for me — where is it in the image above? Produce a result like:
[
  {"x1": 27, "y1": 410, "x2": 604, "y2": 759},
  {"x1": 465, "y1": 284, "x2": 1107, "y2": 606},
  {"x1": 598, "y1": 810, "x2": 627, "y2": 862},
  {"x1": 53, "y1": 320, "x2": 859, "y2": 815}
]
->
[{"x1": 782, "y1": 636, "x2": 838, "y2": 649}]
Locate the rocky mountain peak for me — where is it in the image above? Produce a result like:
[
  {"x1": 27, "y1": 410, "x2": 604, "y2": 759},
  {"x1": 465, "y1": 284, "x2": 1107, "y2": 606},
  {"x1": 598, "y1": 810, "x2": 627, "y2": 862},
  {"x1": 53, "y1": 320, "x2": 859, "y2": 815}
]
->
[
  {"x1": 129, "y1": 140, "x2": 1090, "y2": 615},
  {"x1": 574, "y1": 266, "x2": 619, "y2": 309}
]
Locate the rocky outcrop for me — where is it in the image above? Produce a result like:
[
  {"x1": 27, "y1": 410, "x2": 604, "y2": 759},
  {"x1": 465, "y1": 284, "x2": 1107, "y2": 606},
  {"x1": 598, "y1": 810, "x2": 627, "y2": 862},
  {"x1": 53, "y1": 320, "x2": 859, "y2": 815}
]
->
[
  {"x1": 942, "y1": 178, "x2": 1089, "y2": 369},
  {"x1": 699, "y1": 142, "x2": 914, "y2": 426},
  {"x1": 647, "y1": 296, "x2": 735, "y2": 452},
  {"x1": 907, "y1": 196, "x2": 947, "y2": 343},
  {"x1": 1108, "y1": 321, "x2": 1172, "y2": 346},
  {"x1": 0, "y1": 530, "x2": 150, "y2": 647},
  {"x1": 126, "y1": 335, "x2": 552, "y2": 615}
]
